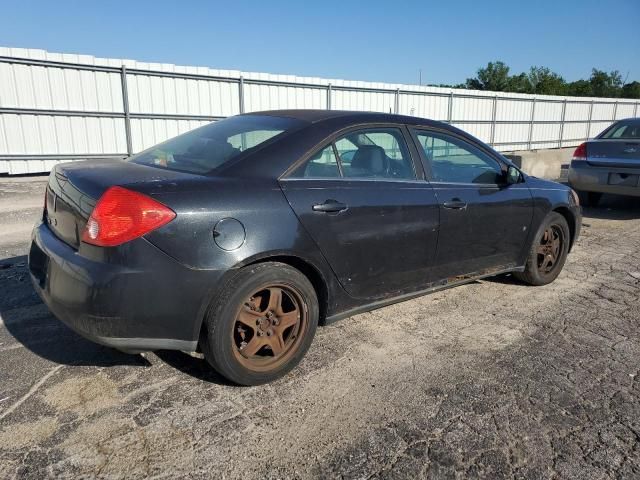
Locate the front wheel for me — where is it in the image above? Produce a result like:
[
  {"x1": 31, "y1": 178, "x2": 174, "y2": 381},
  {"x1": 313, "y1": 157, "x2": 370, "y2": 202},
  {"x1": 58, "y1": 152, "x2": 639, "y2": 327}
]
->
[
  {"x1": 201, "y1": 262, "x2": 318, "y2": 386},
  {"x1": 514, "y1": 212, "x2": 570, "y2": 286}
]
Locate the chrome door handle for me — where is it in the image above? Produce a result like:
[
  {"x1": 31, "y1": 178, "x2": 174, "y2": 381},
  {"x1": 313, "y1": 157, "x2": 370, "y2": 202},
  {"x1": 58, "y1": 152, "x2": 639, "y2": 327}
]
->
[
  {"x1": 312, "y1": 200, "x2": 348, "y2": 213},
  {"x1": 443, "y1": 200, "x2": 467, "y2": 210}
]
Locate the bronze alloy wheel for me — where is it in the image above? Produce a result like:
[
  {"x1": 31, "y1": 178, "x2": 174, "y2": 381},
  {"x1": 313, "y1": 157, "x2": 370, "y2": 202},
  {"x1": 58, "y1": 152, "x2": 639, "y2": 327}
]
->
[
  {"x1": 231, "y1": 284, "x2": 308, "y2": 372},
  {"x1": 536, "y1": 224, "x2": 564, "y2": 274}
]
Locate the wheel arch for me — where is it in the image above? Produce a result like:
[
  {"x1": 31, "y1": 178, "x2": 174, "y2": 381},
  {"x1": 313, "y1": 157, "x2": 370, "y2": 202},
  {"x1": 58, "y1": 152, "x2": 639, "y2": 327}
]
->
[
  {"x1": 552, "y1": 206, "x2": 577, "y2": 251},
  {"x1": 243, "y1": 254, "x2": 330, "y2": 324},
  {"x1": 195, "y1": 250, "x2": 332, "y2": 342}
]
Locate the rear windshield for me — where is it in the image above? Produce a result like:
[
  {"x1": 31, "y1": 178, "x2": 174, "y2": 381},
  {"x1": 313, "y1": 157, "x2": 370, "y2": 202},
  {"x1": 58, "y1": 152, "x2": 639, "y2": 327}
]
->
[
  {"x1": 129, "y1": 114, "x2": 304, "y2": 174},
  {"x1": 600, "y1": 120, "x2": 640, "y2": 139}
]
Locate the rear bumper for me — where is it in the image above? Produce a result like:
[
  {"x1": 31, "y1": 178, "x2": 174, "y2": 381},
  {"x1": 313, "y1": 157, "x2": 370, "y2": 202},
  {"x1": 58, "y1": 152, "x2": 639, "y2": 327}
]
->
[
  {"x1": 568, "y1": 164, "x2": 640, "y2": 197},
  {"x1": 29, "y1": 222, "x2": 225, "y2": 353}
]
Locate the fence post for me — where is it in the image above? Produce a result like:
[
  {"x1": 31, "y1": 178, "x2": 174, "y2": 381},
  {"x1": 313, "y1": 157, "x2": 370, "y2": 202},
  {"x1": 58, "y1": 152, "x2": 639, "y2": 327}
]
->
[
  {"x1": 238, "y1": 76, "x2": 245, "y2": 114},
  {"x1": 634, "y1": 102, "x2": 638, "y2": 117},
  {"x1": 394, "y1": 88, "x2": 400, "y2": 114},
  {"x1": 586, "y1": 100, "x2": 594, "y2": 141},
  {"x1": 490, "y1": 95, "x2": 497, "y2": 146},
  {"x1": 447, "y1": 91, "x2": 453, "y2": 124},
  {"x1": 327, "y1": 83, "x2": 332, "y2": 110},
  {"x1": 612, "y1": 101, "x2": 618, "y2": 121},
  {"x1": 120, "y1": 65, "x2": 133, "y2": 156},
  {"x1": 527, "y1": 98, "x2": 536, "y2": 151},
  {"x1": 558, "y1": 99, "x2": 567, "y2": 148}
]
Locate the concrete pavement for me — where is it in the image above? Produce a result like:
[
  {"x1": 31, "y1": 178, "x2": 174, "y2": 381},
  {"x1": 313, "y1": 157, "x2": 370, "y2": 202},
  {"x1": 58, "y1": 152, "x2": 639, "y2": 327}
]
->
[{"x1": 0, "y1": 177, "x2": 639, "y2": 479}]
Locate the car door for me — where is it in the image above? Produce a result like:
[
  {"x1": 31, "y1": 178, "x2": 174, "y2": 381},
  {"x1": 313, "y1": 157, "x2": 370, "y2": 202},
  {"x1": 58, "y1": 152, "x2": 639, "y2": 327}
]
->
[
  {"x1": 410, "y1": 128, "x2": 533, "y2": 280},
  {"x1": 279, "y1": 126, "x2": 440, "y2": 300}
]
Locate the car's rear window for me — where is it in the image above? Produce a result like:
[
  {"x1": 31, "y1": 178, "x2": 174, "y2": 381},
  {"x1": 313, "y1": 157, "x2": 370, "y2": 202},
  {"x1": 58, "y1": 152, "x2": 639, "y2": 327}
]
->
[
  {"x1": 600, "y1": 120, "x2": 640, "y2": 139},
  {"x1": 129, "y1": 114, "x2": 304, "y2": 174}
]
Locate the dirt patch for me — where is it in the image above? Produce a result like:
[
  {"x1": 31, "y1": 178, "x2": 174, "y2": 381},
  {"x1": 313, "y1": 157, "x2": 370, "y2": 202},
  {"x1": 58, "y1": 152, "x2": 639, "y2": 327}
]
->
[
  {"x1": 43, "y1": 374, "x2": 120, "y2": 416},
  {"x1": 54, "y1": 415, "x2": 195, "y2": 478},
  {"x1": 0, "y1": 416, "x2": 58, "y2": 450}
]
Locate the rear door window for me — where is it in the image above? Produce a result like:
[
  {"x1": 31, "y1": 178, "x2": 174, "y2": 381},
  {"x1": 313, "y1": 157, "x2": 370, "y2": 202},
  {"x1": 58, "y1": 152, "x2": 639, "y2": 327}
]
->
[
  {"x1": 335, "y1": 129, "x2": 415, "y2": 180},
  {"x1": 288, "y1": 127, "x2": 417, "y2": 181},
  {"x1": 289, "y1": 145, "x2": 341, "y2": 178}
]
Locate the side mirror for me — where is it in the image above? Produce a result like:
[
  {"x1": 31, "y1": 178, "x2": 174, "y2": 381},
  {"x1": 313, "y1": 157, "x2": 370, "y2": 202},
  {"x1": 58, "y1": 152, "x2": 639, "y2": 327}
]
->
[{"x1": 505, "y1": 165, "x2": 522, "y2": 184}]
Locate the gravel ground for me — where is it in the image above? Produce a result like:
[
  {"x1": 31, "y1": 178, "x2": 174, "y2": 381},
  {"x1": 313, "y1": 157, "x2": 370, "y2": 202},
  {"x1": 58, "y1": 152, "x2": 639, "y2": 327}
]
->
[{"x1": 0, "y1": 176, "x2": 639, "y2": 479}]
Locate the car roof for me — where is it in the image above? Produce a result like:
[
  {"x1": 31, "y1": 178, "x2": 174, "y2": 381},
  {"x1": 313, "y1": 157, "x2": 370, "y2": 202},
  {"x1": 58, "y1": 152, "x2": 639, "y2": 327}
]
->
[
  {"x1": 616, "y1": 117, "x2": 640, "y2": 124},
  {"x1": 222, "y1": 109, "x2": 482, "y2": 179},
  {"x1": 245, "y1": 109, "x2": 445, "y2": 128}
]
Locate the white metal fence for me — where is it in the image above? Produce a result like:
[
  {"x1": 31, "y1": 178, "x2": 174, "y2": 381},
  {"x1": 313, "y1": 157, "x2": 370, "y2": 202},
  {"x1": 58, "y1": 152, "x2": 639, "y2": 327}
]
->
[{"x1": 0, "y1": 47, "x2": 638, "y2": 175}]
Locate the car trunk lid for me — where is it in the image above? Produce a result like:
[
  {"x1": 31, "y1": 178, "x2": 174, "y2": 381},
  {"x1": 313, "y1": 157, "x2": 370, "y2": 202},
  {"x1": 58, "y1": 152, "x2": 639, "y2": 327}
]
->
[
  {"x1": 586, "y1": 139, "x2": 640, "y2": 168},
  {"x1": 45, "y1": 159, "x2": 202, "y2": 249}
]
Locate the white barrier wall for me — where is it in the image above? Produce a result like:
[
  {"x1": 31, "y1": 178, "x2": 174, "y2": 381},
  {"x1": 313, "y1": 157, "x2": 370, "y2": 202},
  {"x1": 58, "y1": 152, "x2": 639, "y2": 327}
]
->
[{"x1": 0, "y1": 47, "x2": 638, "y2": 175}]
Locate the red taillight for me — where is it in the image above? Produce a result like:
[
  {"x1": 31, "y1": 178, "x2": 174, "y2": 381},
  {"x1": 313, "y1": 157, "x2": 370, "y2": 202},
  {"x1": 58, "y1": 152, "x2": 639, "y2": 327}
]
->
[
  {"x1": 81, "y1": 186, "x2": 176, "y2": 247},
  {"x1": 573, "y1": 142, "x2": 587, "y2": 160}
]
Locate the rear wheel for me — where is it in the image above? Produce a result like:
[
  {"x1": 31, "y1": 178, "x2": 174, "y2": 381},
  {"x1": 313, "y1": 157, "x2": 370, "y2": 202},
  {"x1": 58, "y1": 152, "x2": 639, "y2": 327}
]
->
[
  {"x1": 201, "y1": 262, "x2": 318, "y2": 386},
  {"x1": 577, "y1": 190, "x2": 602, "y2": 207},
  {"x1": 514, "y1": 212, "x2": 570, "y2": 286}
]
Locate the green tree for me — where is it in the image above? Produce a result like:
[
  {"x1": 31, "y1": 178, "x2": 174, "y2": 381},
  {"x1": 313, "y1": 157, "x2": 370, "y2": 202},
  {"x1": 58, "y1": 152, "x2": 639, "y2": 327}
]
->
[
  {"x1": 458, "y1": 62, "x2": 636, "y2": 99},
  {"x1": 527, "y1": 66, "x2": 566, "y2": 95},
  {"x1": 466, "y1": 61, "x2": 511, "y2": 91},
  {"x1": 507, "y1": 73, "x2": 532, "y2": 94},
  {"x1": 621, "y1": 81, "x2": 640, "y2": 99},
  {"x1": 589, "y1": 69, "x2": 622, "y2": 97},
  {"x1": 566, "y1": 79, "x2": 592, "y2": 97}
]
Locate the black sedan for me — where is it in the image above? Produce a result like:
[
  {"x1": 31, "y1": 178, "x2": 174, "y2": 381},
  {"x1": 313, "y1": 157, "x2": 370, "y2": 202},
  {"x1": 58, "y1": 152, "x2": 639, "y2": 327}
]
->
[{"x1": 29, "y1": 110, "x2": 581, "y2": 385}]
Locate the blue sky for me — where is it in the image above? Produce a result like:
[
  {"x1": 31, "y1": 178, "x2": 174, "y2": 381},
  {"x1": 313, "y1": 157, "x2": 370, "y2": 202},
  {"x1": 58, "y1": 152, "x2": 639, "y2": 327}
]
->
[{"x1": 2, "y1": 0, "x2": 638, "y2": 86}]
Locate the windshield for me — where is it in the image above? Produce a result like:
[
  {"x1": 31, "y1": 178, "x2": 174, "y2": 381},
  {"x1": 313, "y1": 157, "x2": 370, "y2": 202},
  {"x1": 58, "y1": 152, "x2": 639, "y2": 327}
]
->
[
  {"x1": 129, "y1": 114, "x2": 304, "y2": 174},
  {"x1": 600, "y1": 120, "x2": 640, "y2": 140}
]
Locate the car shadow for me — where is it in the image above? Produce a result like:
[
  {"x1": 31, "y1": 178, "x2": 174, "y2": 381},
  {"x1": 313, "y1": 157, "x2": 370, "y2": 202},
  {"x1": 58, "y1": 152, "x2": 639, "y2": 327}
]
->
[
  {"x1": 154, "y1": 350, "x2": 237, "y2": 386},
  {"x1": 484, "y1": 273, "x2": 522, "y2": 286},
  {"x1": 1, "y1": 254, "x2": 151, "y2": 368},
  {"x1": 580, "y1": 194, "x2": 640, "y2": 221},
  {"x1": 1, "y1": 254, "x2": 237, "y2": 385}
]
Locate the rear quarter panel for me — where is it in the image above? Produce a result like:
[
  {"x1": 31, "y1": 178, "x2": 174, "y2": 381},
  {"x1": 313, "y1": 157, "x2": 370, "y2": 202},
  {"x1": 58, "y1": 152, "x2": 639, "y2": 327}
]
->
[
  {"x1": 131, "y1": 177, "x2": 354, "y2": 319},
  {"x1": 136, "y1": 178, "x2": 318, "y2": 269}
]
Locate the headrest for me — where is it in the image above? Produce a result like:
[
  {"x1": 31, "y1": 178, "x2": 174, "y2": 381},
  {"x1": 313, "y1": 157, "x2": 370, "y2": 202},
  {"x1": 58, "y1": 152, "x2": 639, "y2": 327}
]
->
[
  {"x1": 351, "y1": 145, "x2": 386, "y2": 174},
  {"x1": 188, "y1": 139, "x2": 238, "y2": 160}
]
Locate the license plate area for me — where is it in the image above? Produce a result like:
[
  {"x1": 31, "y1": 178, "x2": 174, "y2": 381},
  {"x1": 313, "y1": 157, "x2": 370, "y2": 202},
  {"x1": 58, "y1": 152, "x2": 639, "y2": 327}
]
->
[{"x1": 608, "y1": 172, "x2": 639, "y2": 187}]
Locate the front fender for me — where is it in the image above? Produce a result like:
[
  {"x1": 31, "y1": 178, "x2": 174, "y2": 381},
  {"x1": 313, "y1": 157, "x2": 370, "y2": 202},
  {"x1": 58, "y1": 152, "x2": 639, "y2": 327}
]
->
[{"x1": 525, "y1": 176, "x2": 582, "y2": 253}]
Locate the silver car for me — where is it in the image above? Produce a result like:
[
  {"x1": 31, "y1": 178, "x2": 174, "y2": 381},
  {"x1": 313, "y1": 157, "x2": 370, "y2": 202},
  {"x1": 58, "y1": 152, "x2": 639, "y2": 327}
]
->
[{"x1": 568, "y1": 118, "x2": 640, "y2": 206}]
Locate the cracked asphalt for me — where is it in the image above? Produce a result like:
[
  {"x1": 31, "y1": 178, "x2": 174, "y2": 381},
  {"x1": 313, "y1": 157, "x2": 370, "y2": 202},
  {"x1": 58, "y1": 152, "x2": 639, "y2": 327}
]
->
[{"x1": 0, "y1": 176, "x2": 639, "y2": 479}]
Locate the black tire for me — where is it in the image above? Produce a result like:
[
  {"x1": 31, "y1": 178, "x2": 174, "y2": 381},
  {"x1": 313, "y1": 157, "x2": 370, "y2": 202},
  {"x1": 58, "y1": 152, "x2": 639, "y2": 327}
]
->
[
  {"x1": 577, "y1": 190, "x2": 602, "y2": 207},
  {"x1": 201, "y1": 262, "x2": 318, "y2": 386},
  {"x1": 587, "y1": 192, "x2": 602, "y2": 207},
  {"x1": 514, "y1": 212, "x2": 570, "y2": 286}
]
